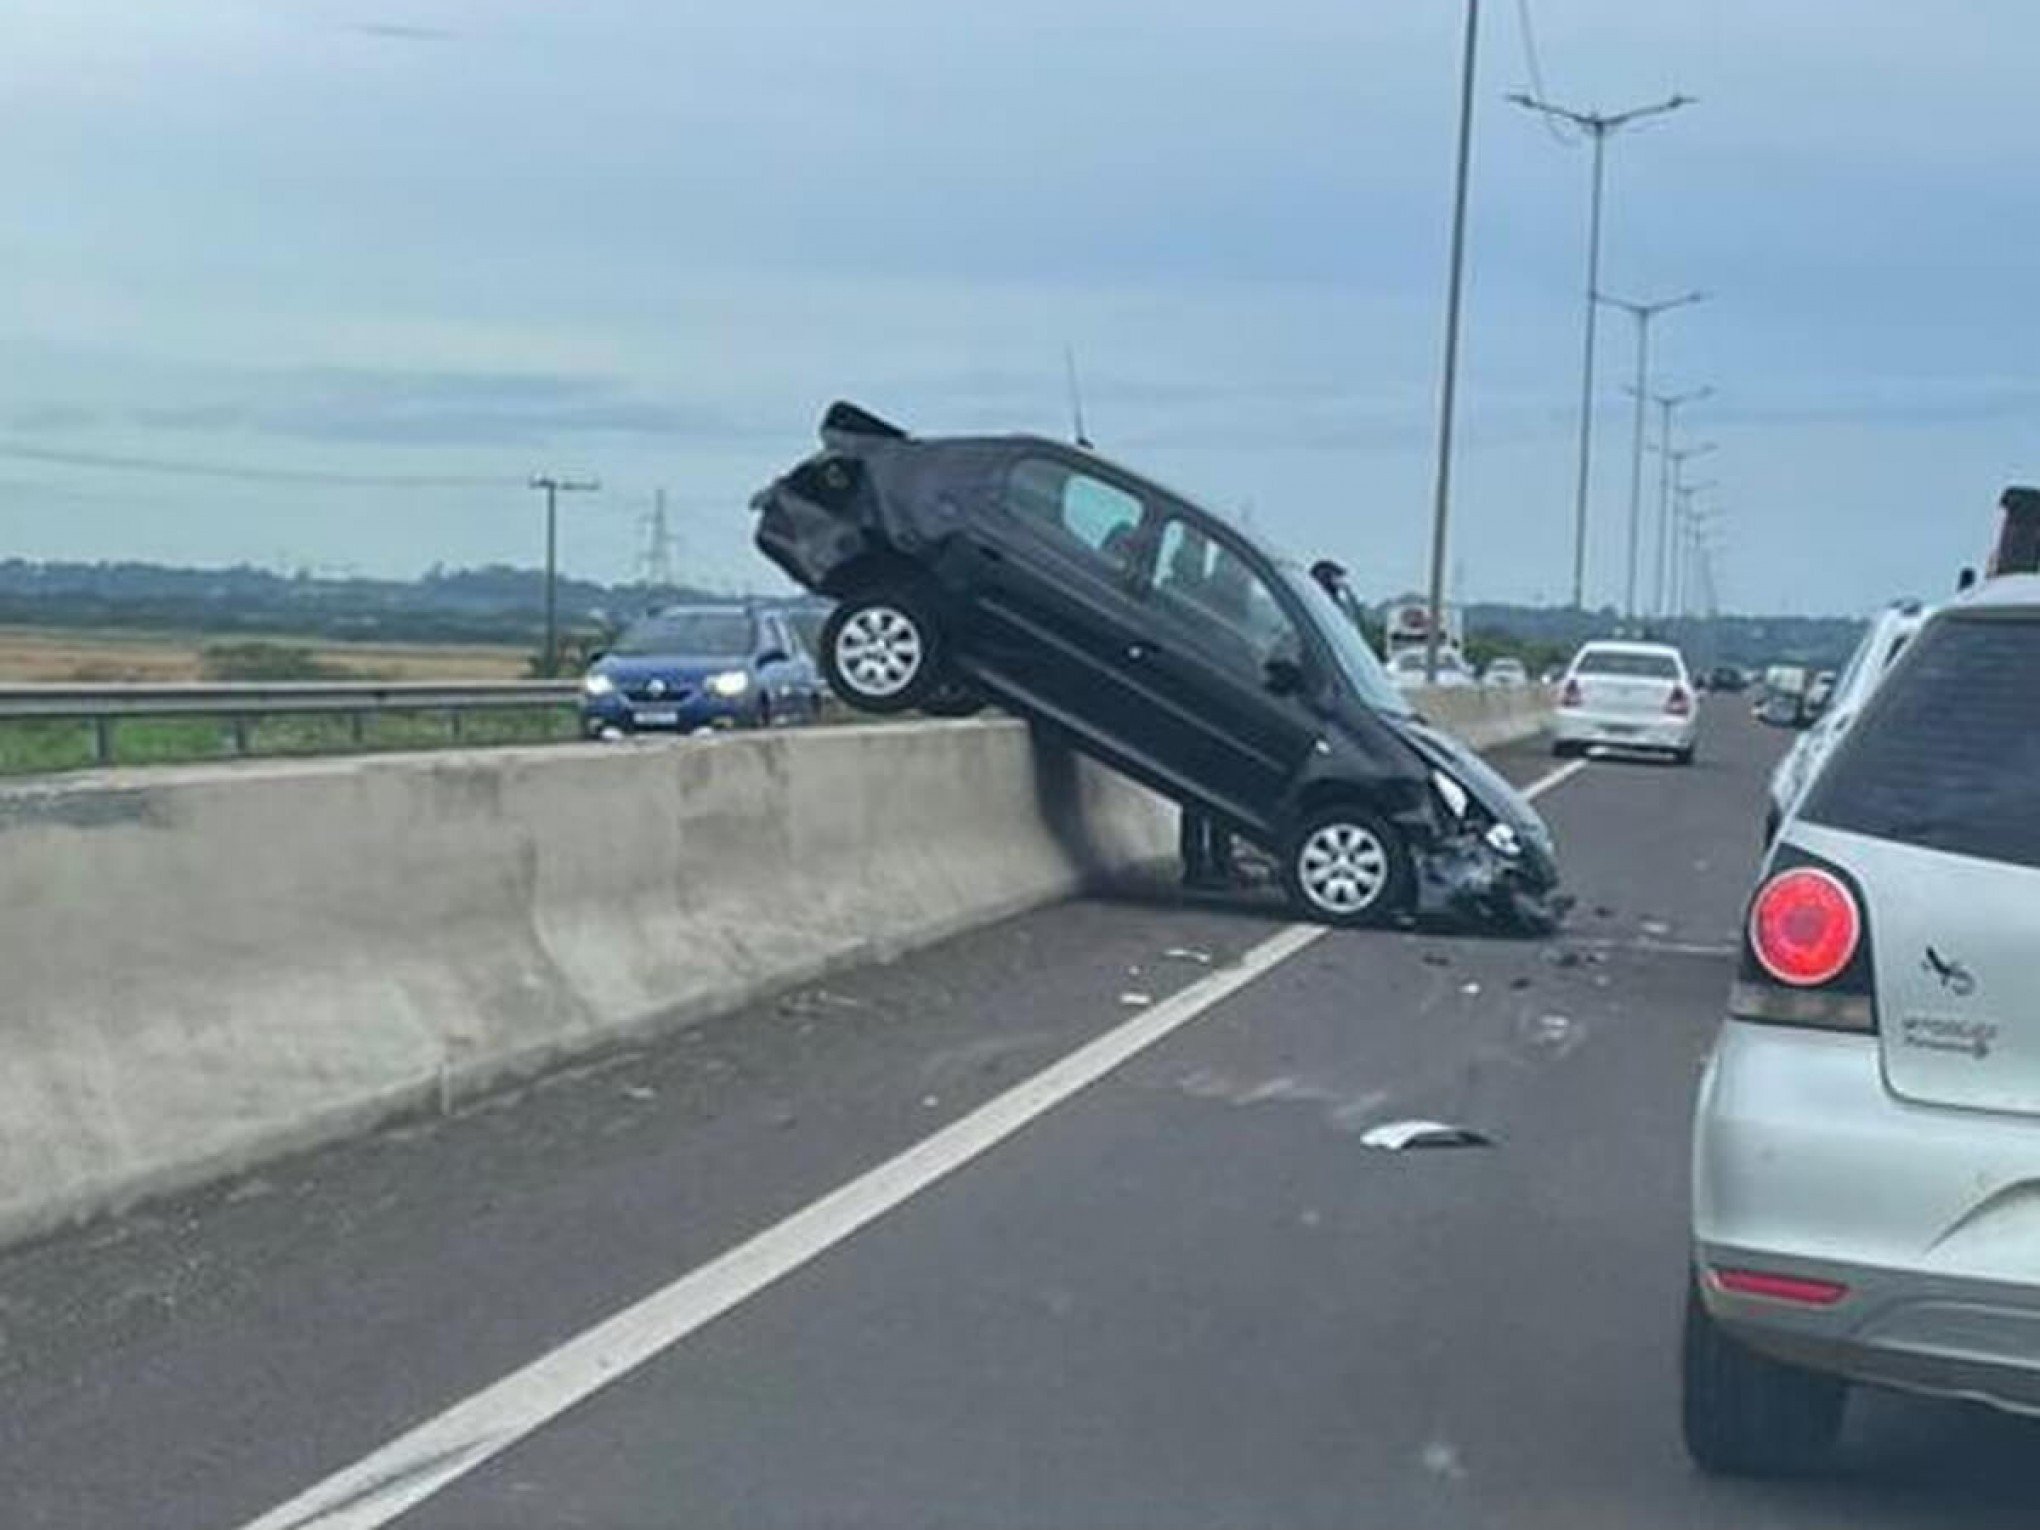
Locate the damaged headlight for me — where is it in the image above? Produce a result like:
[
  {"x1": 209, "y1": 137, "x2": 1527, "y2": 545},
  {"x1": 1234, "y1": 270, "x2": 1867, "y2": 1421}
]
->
[
  {"x1": 1485, "y1": 821, "x2": 1522, "y2": 857},
  {"x1": 1431, "y1": 770, "x2": 1470, "y2": 821}
]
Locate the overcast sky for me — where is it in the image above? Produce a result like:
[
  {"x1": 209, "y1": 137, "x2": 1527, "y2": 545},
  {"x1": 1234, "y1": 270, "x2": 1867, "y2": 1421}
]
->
[{"x1": 1, "y1": 0, "x2": 2032, "y2": 612}]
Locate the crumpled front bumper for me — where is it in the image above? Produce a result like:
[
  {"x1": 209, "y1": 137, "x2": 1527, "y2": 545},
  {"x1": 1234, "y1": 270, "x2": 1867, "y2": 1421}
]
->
[{"x1": 1412, "y1": 823, "x2": 1563, "y2": 931}]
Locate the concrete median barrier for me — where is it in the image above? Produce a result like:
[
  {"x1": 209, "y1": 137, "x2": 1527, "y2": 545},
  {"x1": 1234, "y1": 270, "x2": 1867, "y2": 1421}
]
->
[
  {"x1": 0, "y1": 720, "x2": 1172, "y2": 1249},
  {"x1": 1408, "y1": 685, "x2": 1553, "y2": 750},
  {"x1": 0, "y1": 690, "x2": 1548, "y2": 1251}
]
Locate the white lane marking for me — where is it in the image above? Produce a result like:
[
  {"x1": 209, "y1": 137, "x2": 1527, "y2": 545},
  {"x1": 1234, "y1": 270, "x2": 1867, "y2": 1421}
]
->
[
  {"x1": 236, "y1": 922, "x2": 1328, "y2": 1530},
  {"x1": 241, "y1": 752, "x2": 1595, "y2": 1530},
  {"x1": 1520, "y1": 757, "x2": 1589, "y2": 800}
]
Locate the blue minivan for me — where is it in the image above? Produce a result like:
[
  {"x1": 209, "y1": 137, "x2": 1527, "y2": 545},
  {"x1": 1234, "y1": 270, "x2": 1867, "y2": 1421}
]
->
[{"x1": 580, "y1": 604, "x2": 826, "y2": 736}]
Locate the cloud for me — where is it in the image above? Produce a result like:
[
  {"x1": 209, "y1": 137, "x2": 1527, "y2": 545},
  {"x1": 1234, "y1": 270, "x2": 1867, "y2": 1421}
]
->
[
  {"x1": 349, "y1": 22, "x2": 456, "y2": 43},
  {"x1": 0, "y1": 442, "x2": 513, "y2": 489},
  {"x1": 110, "y1": 369, "x2": 773, "y2": 448}
]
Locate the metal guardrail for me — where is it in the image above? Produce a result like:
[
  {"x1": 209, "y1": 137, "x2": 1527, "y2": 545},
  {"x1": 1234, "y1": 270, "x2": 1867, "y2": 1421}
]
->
[{"x1": 0, "y1": 681, "x2": 582, "y2": 764}]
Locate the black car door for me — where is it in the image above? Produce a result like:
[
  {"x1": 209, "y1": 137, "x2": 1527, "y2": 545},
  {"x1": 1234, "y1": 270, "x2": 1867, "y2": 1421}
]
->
[
  {"x1": 952, "y1": 451, "x2": 1182, "y2": 754},
  {"x1": 1123, "y1": 515, "x2": 1323, "y2": 832}
]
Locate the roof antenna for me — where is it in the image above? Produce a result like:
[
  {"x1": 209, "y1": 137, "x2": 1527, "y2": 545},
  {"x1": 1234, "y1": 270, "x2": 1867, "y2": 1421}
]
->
[{"x1": 1063, "y1": 344, "x2": 1092, "y2": 448}]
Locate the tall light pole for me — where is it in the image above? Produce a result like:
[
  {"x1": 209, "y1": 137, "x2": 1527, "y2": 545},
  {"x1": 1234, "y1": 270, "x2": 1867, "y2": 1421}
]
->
[
  {"x1": 1424, "y1": 0, "x2": 1481, "y2": 684},
  {"x1": 1652, "y1": 439, "x2": 1716, "y2": 617},
  {"x1": 1671, "y1": 480, "x2": 1718, "y2": 618},
  {"x1": 1647, "y1": 386, "x2": 1712, "y2": 615},
  {"x1": 529, "y1": 474, "x2": 600, "y2": 676},
  {"x1": 1601, "y1": 290, "x2": 1705, "y2": 624},
  {"x1": 1509, "y1": 91, "x2": 1692, "y2": 609}
]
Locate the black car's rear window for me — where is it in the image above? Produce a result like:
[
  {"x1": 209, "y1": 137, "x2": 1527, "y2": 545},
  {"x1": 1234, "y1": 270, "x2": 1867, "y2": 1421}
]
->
[
  {"x1": 1801, "y1": 612, "x2": 2040, "y2": 869},
  {"x1": 1574, "y1": 650, "x2": 1679, "y2": 678}
]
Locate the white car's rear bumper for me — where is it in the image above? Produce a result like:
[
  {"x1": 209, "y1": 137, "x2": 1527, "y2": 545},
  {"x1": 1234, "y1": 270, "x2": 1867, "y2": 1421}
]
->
[
  {"x1": 1694, "y1": 1021, "x2": 2040, "y2": 1413},
  {"x1": 1552, "y1": 708, "x2": 1696, "y2": 752}
]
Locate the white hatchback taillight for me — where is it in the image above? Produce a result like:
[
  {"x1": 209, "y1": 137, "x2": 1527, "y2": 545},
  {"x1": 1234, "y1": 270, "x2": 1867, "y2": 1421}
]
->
[{"x1": 1748, "y1": 868, "x2": 1861, "y2": 987}]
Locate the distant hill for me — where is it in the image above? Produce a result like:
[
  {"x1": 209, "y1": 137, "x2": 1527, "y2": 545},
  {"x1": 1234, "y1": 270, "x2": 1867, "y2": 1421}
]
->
[{"x1": 0, "y1": 559, "x2": 754, "y2": 646}]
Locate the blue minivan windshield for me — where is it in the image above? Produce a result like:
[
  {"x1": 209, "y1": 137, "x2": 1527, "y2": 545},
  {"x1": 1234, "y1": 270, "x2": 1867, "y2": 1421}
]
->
[{"x1": 1281, "y1": 568, "x2": 1412, "y2": 717}]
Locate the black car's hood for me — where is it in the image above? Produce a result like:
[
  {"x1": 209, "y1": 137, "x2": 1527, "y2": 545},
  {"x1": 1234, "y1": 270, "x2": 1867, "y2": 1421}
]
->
[{"x1": 1387, "y1": 714, "x2": 1554, "y2": 849}]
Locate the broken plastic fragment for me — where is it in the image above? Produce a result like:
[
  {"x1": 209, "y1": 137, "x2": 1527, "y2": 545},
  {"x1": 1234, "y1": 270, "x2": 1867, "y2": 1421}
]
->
[
  {"x1": 1163, "y1": 947, "x2": 1214, "y2": 965},
  {"x1": 1459, "y1": 980, "x2": 1482, "y2": 996},
  {"x1": 1360, "y1": 1119, "x2": 1494, "y2": 1151},
  {"x1": 1118, "y1": 991, "x2": 1153, "y2": 1007}
]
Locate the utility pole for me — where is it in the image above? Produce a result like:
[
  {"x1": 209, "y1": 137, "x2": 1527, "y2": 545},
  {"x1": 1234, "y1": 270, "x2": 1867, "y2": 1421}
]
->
[
  {"x1": 1509, "y1": 91, "x2": 1692, "y2": 609},
  {"x1": 529, "y1": 474, "x2": 599, "y2": 677},
  {"x1": 1601, "y1": 290, "x2": 1705, "y2": 624},
  {"x1": 1425, "y1": 0, "x2": 1481, "y2": 685},
  {"x1": 1646, "y1": 386, "x2": 1712, "y2": 615}
]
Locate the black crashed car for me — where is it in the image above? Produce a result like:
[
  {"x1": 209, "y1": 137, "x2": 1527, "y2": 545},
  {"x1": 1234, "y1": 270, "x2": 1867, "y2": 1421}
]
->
[{"x1": 752, "y1": 402, "x2": 1559, "y2": 928}]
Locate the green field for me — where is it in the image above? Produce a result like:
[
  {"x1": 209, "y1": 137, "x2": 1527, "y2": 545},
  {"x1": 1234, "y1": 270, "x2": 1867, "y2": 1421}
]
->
[{"x1": 0, "y1": 706, "x2": 580, "y2": 777}]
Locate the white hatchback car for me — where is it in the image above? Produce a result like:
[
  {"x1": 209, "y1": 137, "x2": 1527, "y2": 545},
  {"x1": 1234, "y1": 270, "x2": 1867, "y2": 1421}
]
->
[
  {"x1": 1764, "y1": 600, "x2": 1931, "y2": 842},
  {"x1": 1687, "y1": 576, "x2": 2040, "y2": 1475},
  {"x1": 1483, "y1": 657, "x2": 1529, "y2": 688},
  {"x1": 1552, "y1": 640, "x2": 1697, "y2": 763}
]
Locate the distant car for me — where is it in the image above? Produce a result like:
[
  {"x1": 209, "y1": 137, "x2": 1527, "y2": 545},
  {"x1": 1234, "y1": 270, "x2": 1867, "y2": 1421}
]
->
[
  {"x1": 1757, "y1": 665, "x2": 1809, "y2": 727},
  {"x1": 1553, "y1": 640, "x2": 1698, "y2": 764},
  {"x1": 1707, "y1": 665, "x2": 1747, "y2": 693},
  {"x1": 1387, "y1": 646, "x2": 1475, "y2": 690},
  {"x1": 1765, "y1": 602, "x2": 1930, "y2": 842},
  {"x1": 1484, "y1": 657, "x2": 1529, "y2": 688},
  {"x1": 1686, "y1": 576, "x2": 2040, "y2": 1475},
  {"x1": 580, "y1": 604, "x2": 825, "y2": 736},
  {"x1": 751, "y1": 401, "x2": 1560, "y2": 929}
]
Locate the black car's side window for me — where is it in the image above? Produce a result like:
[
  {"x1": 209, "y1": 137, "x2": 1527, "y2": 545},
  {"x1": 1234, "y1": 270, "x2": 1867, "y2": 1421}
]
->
[
  {"x1": 1003, "y1": 458, "x2": 1145, "y2": 575},
  {"x1": 1148, "y1": 519, "x2": 1301, "y2": 680}
]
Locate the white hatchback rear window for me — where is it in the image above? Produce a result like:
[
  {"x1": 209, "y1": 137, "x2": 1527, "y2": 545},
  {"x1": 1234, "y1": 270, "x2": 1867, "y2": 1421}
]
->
[{"x1": 1803, "y1": 614, "x2": 2040, "y2": 869}]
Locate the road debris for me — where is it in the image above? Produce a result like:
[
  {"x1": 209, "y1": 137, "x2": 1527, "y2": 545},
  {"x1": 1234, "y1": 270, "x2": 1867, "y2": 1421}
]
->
[
  {"x1": 1118, "y1": 991, "x2": 1153, "y2": 1008},
  {"x1": 1360, "y1": 1119, "x2": 1493, "y2": 1151},
  {"x1": 1162, "y1": 946, "x2": 1214, "y2": 965},
  {"x1": 1459, "y1": 981, "x2": 1482, "y2": 997},
  {"x1": 619, "y1": 1084, "x2": 656, "y2": 1102}
]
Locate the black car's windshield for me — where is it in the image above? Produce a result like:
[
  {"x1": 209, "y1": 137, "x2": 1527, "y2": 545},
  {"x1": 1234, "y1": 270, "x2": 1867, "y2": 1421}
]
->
[
  {"x1": 1281, "y1": 567, "x2": 1411, "y2": 716},
  {"x1": 612, "y1": 611, "x2": 754, "y2": 657}
]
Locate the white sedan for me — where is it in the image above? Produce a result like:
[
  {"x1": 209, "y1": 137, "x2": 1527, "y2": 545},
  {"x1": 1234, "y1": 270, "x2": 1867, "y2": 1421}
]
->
[
  {"x1": 1552, "y1": 640, "x2": 1698, "y2": 764},
  {"x1": 1484, "y1": 657, "x2": 1529, "y2": 688},
  {"x1": 1388, "y1": 646, "x2": 1474, "y2": 690}
]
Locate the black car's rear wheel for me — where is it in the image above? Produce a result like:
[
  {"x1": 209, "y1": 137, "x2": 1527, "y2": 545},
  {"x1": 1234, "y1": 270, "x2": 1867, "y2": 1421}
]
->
[
  {"x1": 820, "y1": 585, "x2": 946, "y2": 714},
  {"x1": 1682, "y1": 1274, "x2": 1846, "y2": 1477},
  {"x1": 1280, "y1": 806, "x2": 1413, "y2": 929}
]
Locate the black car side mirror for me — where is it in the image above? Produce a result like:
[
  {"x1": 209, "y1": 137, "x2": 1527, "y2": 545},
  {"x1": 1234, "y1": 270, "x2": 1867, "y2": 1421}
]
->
[
  {"x1": 1263, "y1": 656, "x2": 1305, "y2": 696},
  {"x1": 757, "y1": 648, "x2": 789, "y2": 667}
]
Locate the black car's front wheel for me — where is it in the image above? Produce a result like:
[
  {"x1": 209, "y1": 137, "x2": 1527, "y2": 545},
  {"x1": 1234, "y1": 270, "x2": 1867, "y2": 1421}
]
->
[
  {"x1": 1280, "y1": 806, "x2": 1413, "y2": 929},
  {"x1": 820, "y1": 585, "x2": 946, "y2": 714}
]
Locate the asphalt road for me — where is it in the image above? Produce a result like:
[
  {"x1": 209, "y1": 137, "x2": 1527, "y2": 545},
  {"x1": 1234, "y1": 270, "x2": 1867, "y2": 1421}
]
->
[{"x1": 7, "y1": 697, "x2": 2040, "y2": 1528}]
